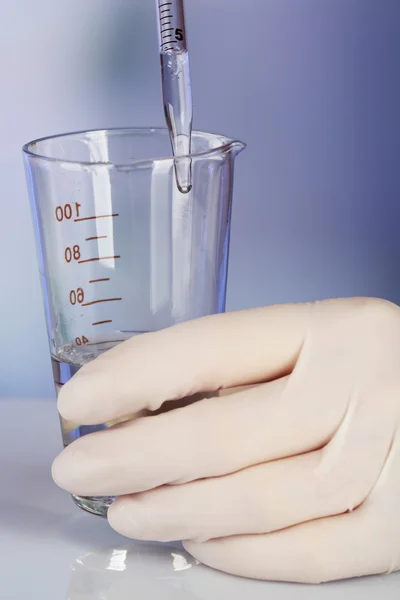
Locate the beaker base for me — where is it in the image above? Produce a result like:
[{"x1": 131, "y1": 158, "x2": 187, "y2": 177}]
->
[{"x1": 72, "y1": 494, "x2": 115, "y2": 517}]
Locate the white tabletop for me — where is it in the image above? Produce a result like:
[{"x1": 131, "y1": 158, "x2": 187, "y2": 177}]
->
[{"x1": 1, "y1": 399, "x2": 400, "y2": 599}]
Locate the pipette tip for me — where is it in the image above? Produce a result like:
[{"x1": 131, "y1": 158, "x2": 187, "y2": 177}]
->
[
  {"x1": 177, "y1": 183, "x2": 192, "y2": 194},
  {"x1": 174, "y1": 155, "x2": 192, "y2": 194}
]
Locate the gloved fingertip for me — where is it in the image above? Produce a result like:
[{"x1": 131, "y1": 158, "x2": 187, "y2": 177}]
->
[{"x1": 57, "y1": 374, "x2": 97, "y2": 423}]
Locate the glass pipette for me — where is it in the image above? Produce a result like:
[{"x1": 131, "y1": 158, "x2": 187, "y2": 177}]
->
[{"x1": 155, "y1": 0, "x2": 193, "y2": 193}]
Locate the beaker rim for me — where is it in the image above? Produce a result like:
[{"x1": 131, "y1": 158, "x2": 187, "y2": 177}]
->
[{"x1": 22, "y1": 127, "x2": 246, "y2": 169}]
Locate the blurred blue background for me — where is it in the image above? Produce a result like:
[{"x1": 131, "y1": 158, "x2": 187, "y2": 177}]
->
[{"x1": 1, "y1": 0, "x2": 399, "y2": 398}]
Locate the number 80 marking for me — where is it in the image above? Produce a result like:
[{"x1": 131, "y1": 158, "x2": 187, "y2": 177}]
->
[{"x1": 65, "y1": 246, "x2": 81, "y2": 263}]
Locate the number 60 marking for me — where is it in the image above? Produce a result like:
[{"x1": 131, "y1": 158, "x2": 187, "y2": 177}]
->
[{"x1": 69, "y1": 288, "x2": 85, "y2": 305}]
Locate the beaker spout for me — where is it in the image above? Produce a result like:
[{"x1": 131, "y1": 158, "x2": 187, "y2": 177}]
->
[{"x1": 225, "y1": 140, "x2": 247, "y2": 158}]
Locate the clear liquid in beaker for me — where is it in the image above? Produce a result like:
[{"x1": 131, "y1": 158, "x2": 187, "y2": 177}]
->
[{"x1": 52, "y1": 341, "x2": 139, "y2": 516}]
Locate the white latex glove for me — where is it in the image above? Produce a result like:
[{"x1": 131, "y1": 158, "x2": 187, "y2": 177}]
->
[{"x1": 53, "y1": 298, "x2": 400, "y2": 584}]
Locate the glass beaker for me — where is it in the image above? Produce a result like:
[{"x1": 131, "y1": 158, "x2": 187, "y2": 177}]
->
[{"x1": 23, "y1": 127, "x2": 246, "y2": 516}]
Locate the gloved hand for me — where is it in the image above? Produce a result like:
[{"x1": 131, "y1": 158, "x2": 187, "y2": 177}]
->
[{"x1": 53, "y1": 298, "x2": 400, "y2": 584}]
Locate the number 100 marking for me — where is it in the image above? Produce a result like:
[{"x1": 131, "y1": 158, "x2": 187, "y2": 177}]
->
[{"x1": 55, "y1": 203, "x2": 81, "y2": 222}]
